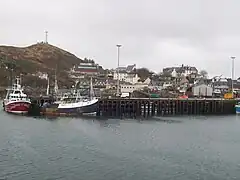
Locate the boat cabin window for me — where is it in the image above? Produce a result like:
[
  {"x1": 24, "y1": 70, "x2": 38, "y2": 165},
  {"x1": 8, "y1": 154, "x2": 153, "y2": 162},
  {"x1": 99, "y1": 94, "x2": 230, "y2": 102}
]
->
[
  {"x1": 13, "y1": 91, "x2": 21, "y2": 94},
  {"x1": 10, "y1": 95, "x2": 26, "y2": 99}
]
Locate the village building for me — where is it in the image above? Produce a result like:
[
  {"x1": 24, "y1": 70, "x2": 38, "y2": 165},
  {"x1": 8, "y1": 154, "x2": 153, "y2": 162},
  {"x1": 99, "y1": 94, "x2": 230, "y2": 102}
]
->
[
  {"x1": 120, "y1": 83, "x2": 148, "y2": 94},
  {"x1": 116, "y1": 64, "x2": 136, "y2": 73},
  {"x1": 113, "y1": 64, "x2": 139, "y2": 84},
  {"x1": 70, "y1": 62, "x2": 99, "y2": 75},
  {"x1": 212, "y1": 77, "x2": 229, "y2": 93},
  {"x1": 113, "y1": 71, "x2": 127, "y2": 81},
  {"x1": 163, "y1": 64, "x2": 198, "y2": 77},
  {"x1": 192, "y1": 83, "x2": 213, "y2": 97},
  {"x1": 171, "y1": 68, "x2": 177, "y2": 78},
  {"x1": 125, "y1": 73, "x2": 140, "y2": 84}
]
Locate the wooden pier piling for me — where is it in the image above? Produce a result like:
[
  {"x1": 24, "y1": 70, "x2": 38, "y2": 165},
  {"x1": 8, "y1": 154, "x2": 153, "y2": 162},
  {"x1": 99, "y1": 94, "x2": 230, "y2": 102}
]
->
[
  {"x1": 28, "y1": 97, "x2": 238, "y2": 118},
  {"x1": 97, "y1": 98, "x2": 238, "y2": 118}
]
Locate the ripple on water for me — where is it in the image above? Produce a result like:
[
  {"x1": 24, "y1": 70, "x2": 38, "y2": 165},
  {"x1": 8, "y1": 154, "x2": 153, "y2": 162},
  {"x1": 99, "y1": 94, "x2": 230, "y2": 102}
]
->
[{"x1": 1, "y1": 115, "x2": 240, "y2": 179}]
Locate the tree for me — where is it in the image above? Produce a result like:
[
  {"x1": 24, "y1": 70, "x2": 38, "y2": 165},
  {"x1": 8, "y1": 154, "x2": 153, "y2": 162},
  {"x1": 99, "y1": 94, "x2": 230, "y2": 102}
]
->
[
  {"x1": 136, "y1": 68, "x2": 151, "y2": 80},
  {"x1": 199, "y1": 70, "x2": 208, "y2": 79}
]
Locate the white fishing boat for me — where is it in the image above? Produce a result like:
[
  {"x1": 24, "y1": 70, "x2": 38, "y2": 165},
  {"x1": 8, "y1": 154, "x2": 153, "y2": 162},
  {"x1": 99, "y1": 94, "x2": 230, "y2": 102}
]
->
[
  {"x1": 3, "y1": 77, "x2": 31, "y2": 114},
  {"x1": 53, "y1": 93, "x2": 72, "y2": 105},
  {"x1": 57, "y1": 77, "x2": 98, "y2": 114},
  {"x1": 57, "y1": 97, "x2": 98, "y2": 114}
]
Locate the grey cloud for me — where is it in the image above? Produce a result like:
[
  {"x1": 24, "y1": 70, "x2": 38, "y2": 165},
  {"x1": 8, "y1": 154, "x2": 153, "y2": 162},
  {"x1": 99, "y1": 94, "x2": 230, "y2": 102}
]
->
[{"x1": 1, "y1": 0, "x2": 240, "y2": 77}]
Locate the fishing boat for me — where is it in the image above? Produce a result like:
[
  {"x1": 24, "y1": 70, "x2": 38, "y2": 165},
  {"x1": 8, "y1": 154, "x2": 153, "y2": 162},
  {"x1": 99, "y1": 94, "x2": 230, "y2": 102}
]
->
[
  {"x1": 3, "y1": 77, "x2": 31, "y2": 114},
  {"x1": 57, "y1": 77, "x2": 98, "y2": 115},
  {"x1": 53, "y1": 93, "x2": 72, "y2": 105},
  {"x1": 235, "y1": 102, "x2": 240, "y2": 114},
  {"x1": 57, "y1": 97, "x2": 98, "y2": 114}
]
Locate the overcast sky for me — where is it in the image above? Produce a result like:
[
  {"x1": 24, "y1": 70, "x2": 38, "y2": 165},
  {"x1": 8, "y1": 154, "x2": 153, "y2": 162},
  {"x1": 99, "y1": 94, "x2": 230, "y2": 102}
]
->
[{"x1": 1, "y1": 0, "x2": 240, "y2": 78}]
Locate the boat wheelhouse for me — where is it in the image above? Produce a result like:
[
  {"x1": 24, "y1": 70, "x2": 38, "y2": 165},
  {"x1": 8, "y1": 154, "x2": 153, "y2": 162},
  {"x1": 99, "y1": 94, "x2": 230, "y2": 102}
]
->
[{"x1": 3, "y1": 77, "x2": 31, "y2": 114}]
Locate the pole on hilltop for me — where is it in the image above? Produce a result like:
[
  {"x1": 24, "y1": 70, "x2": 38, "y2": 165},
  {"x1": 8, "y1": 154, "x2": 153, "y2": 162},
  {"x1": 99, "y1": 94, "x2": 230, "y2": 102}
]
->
[{"x1": 45, "y1": 31, "x2": 48, "y2": 44}]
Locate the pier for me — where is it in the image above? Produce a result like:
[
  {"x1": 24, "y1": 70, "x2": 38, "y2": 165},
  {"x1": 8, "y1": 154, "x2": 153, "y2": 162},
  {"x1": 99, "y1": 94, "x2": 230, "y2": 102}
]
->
[
  {"x1": 28, "y1": 97, "x2": 239, "y2": 118},
  {"x1": 96, "y1": 98, "x2": 239, "y2": 118}
]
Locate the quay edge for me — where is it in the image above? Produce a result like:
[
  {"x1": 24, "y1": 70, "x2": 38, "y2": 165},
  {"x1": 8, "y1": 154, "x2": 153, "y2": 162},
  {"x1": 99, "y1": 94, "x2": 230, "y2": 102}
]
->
[
  {"x1": 96, "y1": 98, "x2": 239, "y2": 118},
  {"x1": 27, "y1": 97, "x2": 240, "y2": 118}
]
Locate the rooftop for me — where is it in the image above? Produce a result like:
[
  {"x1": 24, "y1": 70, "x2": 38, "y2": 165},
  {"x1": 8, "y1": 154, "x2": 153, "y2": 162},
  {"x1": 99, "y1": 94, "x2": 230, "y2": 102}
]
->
[
  {"x1": 116, "y1": 64, "x2": 136, "y2": 72},
  {"x1": 163, "y1": 65, "x2": 198, "y2": 74}
]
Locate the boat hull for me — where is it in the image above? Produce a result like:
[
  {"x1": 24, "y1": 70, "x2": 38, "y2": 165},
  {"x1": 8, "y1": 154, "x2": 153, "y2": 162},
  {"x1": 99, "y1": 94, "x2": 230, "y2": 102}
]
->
[
  {"x1": 4, "y1": 101, "x2": 31, "y2": 114},
  {"x1": 57, "y1": 99, "x2": 98, "y2": 114},
  {"x1": 235, "y1": 105, "x2": 240, "y2": 114}
]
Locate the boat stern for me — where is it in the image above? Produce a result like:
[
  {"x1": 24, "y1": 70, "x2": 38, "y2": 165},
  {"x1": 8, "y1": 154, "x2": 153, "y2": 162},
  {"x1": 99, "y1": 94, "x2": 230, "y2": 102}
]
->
[{"x1": 235, "y1": 104, "x2": 240, "y2": 114}]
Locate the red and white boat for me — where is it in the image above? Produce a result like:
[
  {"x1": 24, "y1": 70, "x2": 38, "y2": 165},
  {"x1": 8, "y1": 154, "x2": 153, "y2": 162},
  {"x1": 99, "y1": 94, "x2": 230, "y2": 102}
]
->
[{"x1": 3, "y1": 77, "x2": 31, "y2": 114}]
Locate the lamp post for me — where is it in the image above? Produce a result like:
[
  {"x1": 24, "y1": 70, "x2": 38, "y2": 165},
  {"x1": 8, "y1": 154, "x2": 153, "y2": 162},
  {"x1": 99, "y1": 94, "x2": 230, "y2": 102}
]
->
[
  {"x1": 231, "y1": 56, "x2": 236, "y2": 98},
  {"x1": 116, "y1": 44, "x2": 122, "y2": 97}
]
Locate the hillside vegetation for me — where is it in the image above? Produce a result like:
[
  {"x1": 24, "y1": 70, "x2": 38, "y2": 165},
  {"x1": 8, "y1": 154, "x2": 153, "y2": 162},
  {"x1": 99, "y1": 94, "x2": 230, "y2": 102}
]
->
[{"x1": 0, "y1": 43, "x2": 83, "y2": 87}]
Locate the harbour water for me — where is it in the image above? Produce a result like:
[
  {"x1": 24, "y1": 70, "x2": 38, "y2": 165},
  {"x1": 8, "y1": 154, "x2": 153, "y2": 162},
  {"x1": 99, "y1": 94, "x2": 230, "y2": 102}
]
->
[{"x1": 1, "y1": 113, "x2": 240, "y2": 179}]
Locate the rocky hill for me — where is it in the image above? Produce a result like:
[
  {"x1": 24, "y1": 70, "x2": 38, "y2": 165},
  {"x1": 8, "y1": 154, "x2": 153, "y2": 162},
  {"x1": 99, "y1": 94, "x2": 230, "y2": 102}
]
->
[
  {"x1": 0, "y1": 43, "x2": 85, "y2": 87},
  {"x1": 0, "y1": 42, "x2": 83, "y2": 72}
]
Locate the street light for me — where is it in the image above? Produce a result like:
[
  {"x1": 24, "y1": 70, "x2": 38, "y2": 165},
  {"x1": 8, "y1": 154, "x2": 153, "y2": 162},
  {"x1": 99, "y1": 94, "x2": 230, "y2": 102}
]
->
[
  {"x1": 231, "y1": 56, "x2": 236, "y2": 98},
  {"x1": 116, "y1": 44, "x2": 122, "y2": 97}
]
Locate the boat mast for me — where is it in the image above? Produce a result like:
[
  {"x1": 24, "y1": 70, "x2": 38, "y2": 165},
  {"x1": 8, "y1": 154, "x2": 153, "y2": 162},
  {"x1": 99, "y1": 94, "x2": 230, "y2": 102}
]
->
[
  {"x1": 74, "y1": 80, "x2": 79, "y2": 94},
  {"x1": 54, "y1": 64, "x2": 58, "y2": 95},
  {"x1": 89, "y1": 77, "x2": 94, "y2": 100},
  {"x1": 46, "y1": 73, "x2": 50, "y2": 96},
  {"x1": 16, "y1": 77, "x2": 20, "y2": 85},
  {"x1": 6, "y1": 56, "x2": 14, "y2": 87},
  {"x1": 20, "y1": 74, "x2": 22, "y2": 86}
]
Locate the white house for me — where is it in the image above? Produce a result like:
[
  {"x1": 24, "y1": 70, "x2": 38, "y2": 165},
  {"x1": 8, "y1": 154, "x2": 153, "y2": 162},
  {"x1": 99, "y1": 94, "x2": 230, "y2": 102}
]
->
[
  {"x1": 125, "y1": 74, "x2": 140, "y2": 84},
  {"x1": 163, "y1": 65, "x2": 198, "y2": 77},
  {"x1": 171, "y1": 68, "x2": 177, "y2": 77},
  {"x1": 181, "y1": 67, "x2": 198, "y2": 76},
  {"x1": 113, "y1": 71, "x2": 128, "y2": 81},
  {"x1": 113, "y1": 71, "x2": 140, "y2": 84}
]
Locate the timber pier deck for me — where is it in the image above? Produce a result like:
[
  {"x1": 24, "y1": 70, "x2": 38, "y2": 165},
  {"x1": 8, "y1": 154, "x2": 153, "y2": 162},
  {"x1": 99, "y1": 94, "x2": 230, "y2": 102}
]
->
[
  {"x1": 28, "y1": 97, "x2": 239, "y2": 118},
  {"x1": 96, "y1": 98, "x2": 239, "y2": 118}
]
